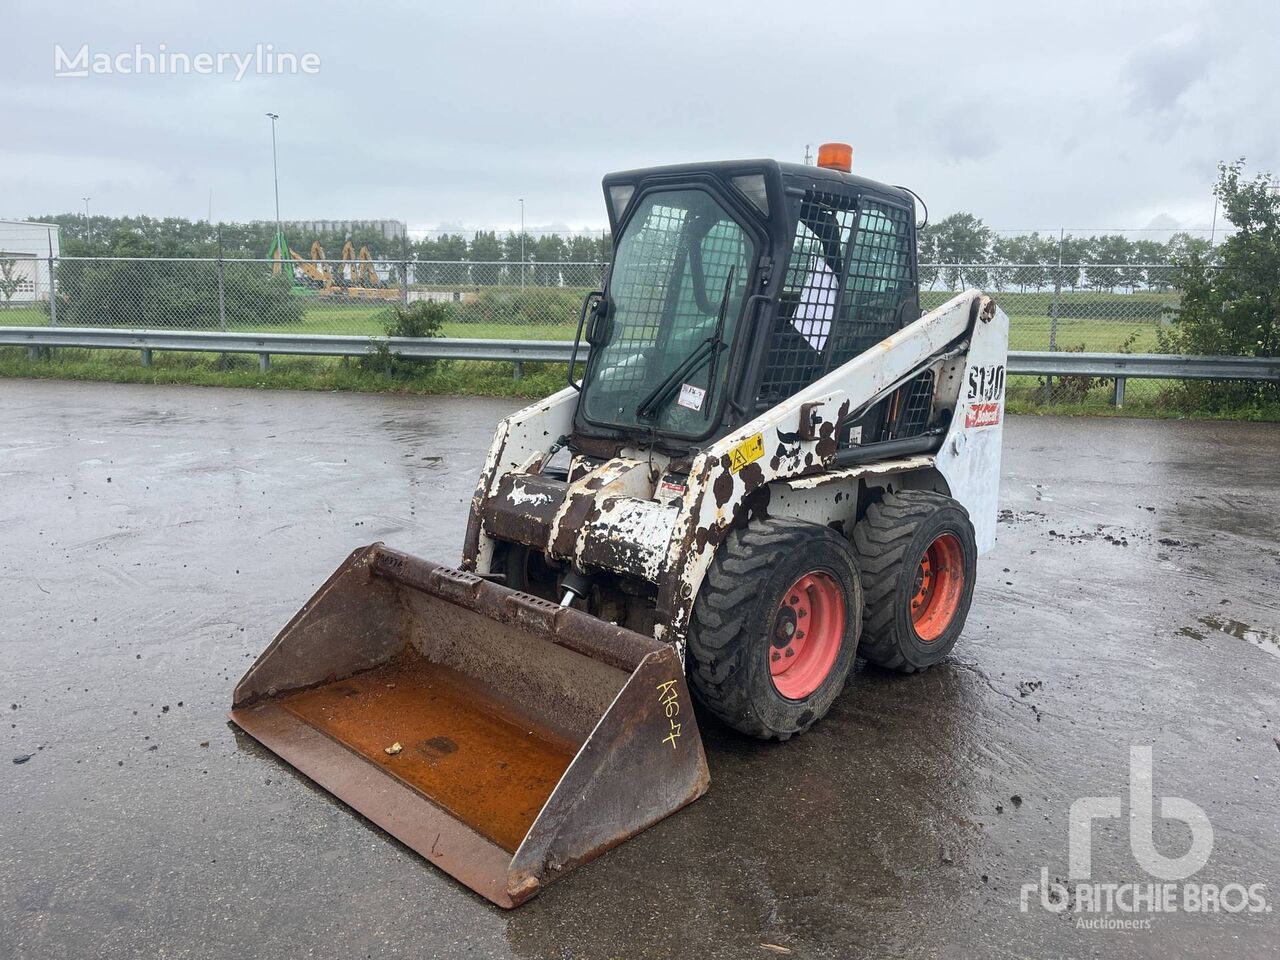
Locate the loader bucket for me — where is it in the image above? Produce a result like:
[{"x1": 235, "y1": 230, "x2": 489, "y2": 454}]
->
[{"x1": 229, "y1": 544, "x2": 709, "y2": 907}]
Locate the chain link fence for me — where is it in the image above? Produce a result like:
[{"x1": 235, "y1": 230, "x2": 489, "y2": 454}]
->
[{"x1": 0, "y1": 254, "x2": 1209, "y2": 405}]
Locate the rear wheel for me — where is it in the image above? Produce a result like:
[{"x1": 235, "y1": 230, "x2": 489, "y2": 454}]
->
[
  {"x1": 852, "y1": 490, "x2": 977, "y2": 673},
  {"x1": 687, "y1": 519, "x2": 862, "y2": 740}
]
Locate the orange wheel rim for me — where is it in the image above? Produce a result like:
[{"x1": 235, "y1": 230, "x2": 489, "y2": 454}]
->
[
  {"x1": 910, "y1": 534, "x2": 964, "y2": 641},
  {"x1": 769, "y1": 571, "x2": 845, "y2": 699}
]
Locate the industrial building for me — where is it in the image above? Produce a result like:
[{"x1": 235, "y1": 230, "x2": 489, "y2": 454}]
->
[{"x1": 0, "y1": 219, "x2": 60, "y2": 304}]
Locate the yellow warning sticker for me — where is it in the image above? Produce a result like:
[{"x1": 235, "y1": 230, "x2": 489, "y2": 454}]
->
[{"x1": 728, "y1": 433, "x2": 765, "y2": 474}]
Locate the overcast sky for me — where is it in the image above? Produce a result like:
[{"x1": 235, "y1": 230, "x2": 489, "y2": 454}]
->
[{"x1": 4, "y1": 0, "x2": 1276, "y2": 236}]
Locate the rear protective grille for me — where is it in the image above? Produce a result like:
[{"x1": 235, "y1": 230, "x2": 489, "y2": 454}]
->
[{"x1": 758, "y1": 193, "x2": 916, "y2": 405}]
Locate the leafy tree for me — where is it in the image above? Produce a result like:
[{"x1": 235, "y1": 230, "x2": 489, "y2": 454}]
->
[
  {"x1": 1132, "y1": 239, "x2": 1169, "y2": 291},
  {"x1": 503, "y1": 231, "x2": 535, "y2": 286},
  {"x1": 411, "y1": 234, "x2": 468, "y2": 284},
  {"x1": 1165, "y1": 232, "x2": 1212, "y2": 262},
  {"x1": 533, "y1": 234, "x2": 567, "y2": 284},
  {"x1": 433, "y1": 233, "x2": 468, "y2": 261},
  {"x1": 1084, "y1": 234, "x2": 1135, "y2": 292},
  {"x1": 0, "y1": 258, "x2": 24, "y2": 304},
  {"x1": 921, "y1": 213, "x2": 992, "y2": 288},
  {"x1": 1160, "y1": 159, "x2": 1279, "y2": 409},
  {"x1": 1054, "y1": 235, "x2": 1092, "y2": 291},
  {"x1": 468, "y1": 231, "x2": 502, "y2": 262},
  {"x1": 563, "y1": 233, "x2": 607, "y2": 288},
  {"x1": 992, "y1": 233, "x2": 1055, "y2": 291},
  {"x1": 566, "y1": 234, "x2": 600, "y2": 262}
]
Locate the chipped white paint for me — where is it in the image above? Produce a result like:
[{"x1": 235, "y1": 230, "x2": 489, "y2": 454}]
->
[
  {"x1": 657, "y1": 291, "x2": 997, "y2": 655},
  {"x1": 464, "y1": 385, "x2": 578, "y2": 572},
  {"x1": 768, "y1": 456, "x2": 945, "y2": 529},
  {"x1": 587, "y1": 496, "x2": 680, "y2": 581},
  {"x1": 461, "y1": 291, "x2": 1007, "y2": 666},
  {"x1": 506, "y1": 480, "x2": 554, "y2": 508}
]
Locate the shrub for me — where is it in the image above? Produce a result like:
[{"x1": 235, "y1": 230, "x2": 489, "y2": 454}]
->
[
  {"x1": 1039, "y1": 331, "x2": 1140, "y2": 402},
  {"x1": 55, "y1": 259, "x2": 303, "y2": 328},
  {"x1": 1159, "y1": 159, "x2": 1280, "y2": 410},
  {"x1": 452, "y1": 287, "x2": 585, "y2": 326},
  {"x1": 358, "y1": 300, "x2": 448, "y2": 378}
]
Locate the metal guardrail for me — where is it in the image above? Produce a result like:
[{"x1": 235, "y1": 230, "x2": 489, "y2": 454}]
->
[
  {"x1": 1006, "y1": 350, "x2": 1280, "y2": 406},
  {"x1": 0, "y1": 326, "x2": 575, "y2": 372},
  {"x1": 1007, "y1": 350, "x2": 1280, "y2": 380},
  {"x1": 1, "y1": 327, "x2": 1276, "y2": 404}
]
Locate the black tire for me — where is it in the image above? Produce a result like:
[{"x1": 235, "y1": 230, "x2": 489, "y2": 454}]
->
[
  {"x1": 491, "y1": 540, "x2": 560, "y2": 602},
  {"x1": 687, "y1": 519, "x2": 863, "y2": 740},
  {"x1": 852, "y1": 490, "x2": 977, "y2": 673}
]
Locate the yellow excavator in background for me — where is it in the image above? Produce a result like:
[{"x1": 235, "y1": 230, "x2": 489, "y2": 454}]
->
[
  {"x1": 289, "y1": 240, "x2": 334, "y2": 288},
  {"x1": 285, "y1": 238, "x2": 400, "y2": 301}
]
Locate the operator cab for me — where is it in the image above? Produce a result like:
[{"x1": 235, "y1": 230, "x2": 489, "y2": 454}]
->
[{"x1": 572, "y1": 146, "x2": 923, "y2": 456}]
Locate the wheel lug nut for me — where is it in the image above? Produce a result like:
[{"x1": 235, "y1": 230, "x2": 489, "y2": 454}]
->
[
  {"x1": 784, "y1": 648, "x2": 794, "y2": 658},
  {"x1": 771, "y1": 651, "x2": 780, "y2": 662},
  {"x1": 795, "y1": 631, "x2": 805, "y2": 640}
]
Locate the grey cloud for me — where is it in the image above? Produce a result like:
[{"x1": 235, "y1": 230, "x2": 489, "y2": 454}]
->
[
  {"x1": 2, "y1": 0, "x2": 1277, "y2": 233},
  {"x1": 1125, "y1": 27, "x2": 1205, "y2": 116}
]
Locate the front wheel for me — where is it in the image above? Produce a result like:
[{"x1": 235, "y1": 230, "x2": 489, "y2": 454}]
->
[
  {"x1": 852, "y1": 490, "x2": 978, "y2": 672},
  {"x1": 687, "y1": 520, "x2": 863, "y2": 740}
]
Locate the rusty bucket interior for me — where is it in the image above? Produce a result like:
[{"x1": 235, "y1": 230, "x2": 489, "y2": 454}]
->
[{"x1": 230, "y1": 544, "x2": 709, "y2": 907}]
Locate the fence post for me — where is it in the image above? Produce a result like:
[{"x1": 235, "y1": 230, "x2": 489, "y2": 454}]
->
[
  {"x1": 1044, "y1": 229, "x2": 1064, "y2": 403},
  {"x1": 1113, "y1": 377, "x2": 1126, "y2": 409},
  {"x1": 46, "y1": 244, "x2": 58, "y2": 328},
  {"x1": 400, "y1": 235, "x2": 410, "y2": 307},
  {"x1": 216, "y1": 252, "x2": 227, "y2": 331},
  {"x1": 259, "y1": 353, "x2": 270, "y2": 372},
  {"x1": 141, "y1": 348, "x2": 153, "y2": 368}
]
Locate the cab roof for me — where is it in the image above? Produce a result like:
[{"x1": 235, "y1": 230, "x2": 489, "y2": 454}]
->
[{"x1": 601, "y1": 158, "x2": 914, "y2": 210}]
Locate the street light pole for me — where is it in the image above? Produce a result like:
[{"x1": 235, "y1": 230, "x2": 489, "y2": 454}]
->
[
  {"x1": 518, "y1": 198, "x2": 525, "y2": 292},
  {"x1": 266, "y1": 112, "x2": 283, "y2": 258},
  {"x1": 81, "y1": 197, "x2": 91, "y2": 220}
]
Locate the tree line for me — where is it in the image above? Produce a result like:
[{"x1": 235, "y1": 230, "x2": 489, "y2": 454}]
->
[
  {"x1": 27, "y1": 213, "x2": 612, "y2": 266},
  {"x1": 919, "y1": 214, "x2": 1213, "y2": 293},
  {"x1": 27, "y1": 209, "x2": 1215, "y2": 294}
]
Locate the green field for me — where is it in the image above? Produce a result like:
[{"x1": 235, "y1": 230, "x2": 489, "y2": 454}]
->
[
  {"x1": 4, "y1": 345, "x2": 1274, "y2": 420},
  {"x1": 3, "y1": 294, "x2": 1166, "y2": 352}
]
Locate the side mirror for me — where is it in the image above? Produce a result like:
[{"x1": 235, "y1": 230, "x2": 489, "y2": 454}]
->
[
  {"x1": 585, "y1": 295, "x2": 610, "y2": 347},
  {"x1": 568, "y1": 290, "x2": 605, "y2": 391}
]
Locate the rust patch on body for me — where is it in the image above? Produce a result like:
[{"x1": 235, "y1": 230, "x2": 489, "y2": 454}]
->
[
  {"x1": 738, "y1": 461, "x2": 765, "y2": 491},
  {"x1": 483, "y1": 473, "x2": 567, "y2": 550},
  {"x1": 711, "y1": 466, "x2": 734, "y2": 506}
]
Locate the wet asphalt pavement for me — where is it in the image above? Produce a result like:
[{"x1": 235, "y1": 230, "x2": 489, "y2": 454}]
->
[{"x1": 2, "y1": 379, "x2": 1278, "y2": 960}]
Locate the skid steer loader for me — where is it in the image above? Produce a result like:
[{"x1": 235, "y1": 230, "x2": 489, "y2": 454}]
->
[{"x1": 231, "y1": 144, "x2": 1009, "y2": 907}]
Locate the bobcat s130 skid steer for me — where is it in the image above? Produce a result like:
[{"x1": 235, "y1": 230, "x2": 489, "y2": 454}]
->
[{"x1": 231, "y1": 143, "x2": 1009, "y2": 907}]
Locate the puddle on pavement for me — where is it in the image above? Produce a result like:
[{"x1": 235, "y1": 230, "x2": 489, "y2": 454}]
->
[
  {"x1": 1195, "y1": 615, "x2": 1280, "y2": 659},
  {"x1": 381, "y1": 416, "x2": 442, "y2": 445}
]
